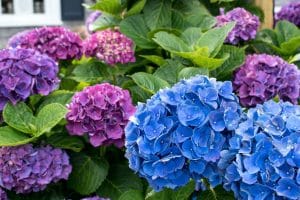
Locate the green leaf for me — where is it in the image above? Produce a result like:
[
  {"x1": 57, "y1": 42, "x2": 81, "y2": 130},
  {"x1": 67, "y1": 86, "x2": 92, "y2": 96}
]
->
[
  {"x1": 92, "y1": 13, "x2": 121, "y2": 31},
  {"x1": 178, "y1": 67, "x2": 209, "y2": 79},
  {"x1": 140, "y1": 55, "x2": 166, "y2": 66},
  {"x1": 275, "y1": 20, "x2": 300, "y2": 44},
  {"x1": 197, "y1": 22, "x2": 235, "y2": 57},
  {"x1": 89, "y1": 0, "x2": 122, "y2": 15},
  {"x1": 3, "y1": 102, "x2": 37, "y2": 135},
  {"x1": 289, "y1": 53, "x2": 300, "y2": 63},
  {"x1": 125, "y1": 0, "x2": 146, "y2": 17},
  {"x1": 125, "y1": 84, "x2": 152, "y2": 103},
  {"x1": 280, "y1": 36, "x2": 300, "y2": 54},
  {"x1": 120, "y1": 15, "x2": 157, "y2": 49},
  {"x1": 199, "y1": 186, "x2": 234, "y2": 200},
  {"x1": 47, "y1": 133, "x2": 84, "y2": 152},
  {"x1": 118, "y1": 190, "x2": 144, "y2": 200},
  {"x1": 71, "y1": 60, "x2": 109, "y2": 83},
  {"x1": 0, "y1": 126, "x2": 33, "y2": 146},
  {"x1": 146, "y1": 189, "x2": 172, "y2": 200},
  {"x1": 172, "y1": 180, "x2": 195, "y2": 200},
  {"x1": 36, "y1": 103, "x2": 68, "y2": 136},
  {"x1": 143, "y1": 0, "x2": 172, "y2": 30},
  {"x1": 38, "y1": 90, "x2": 74, "y2": 111},
  {"x1": 153, "y1": 31, "x2": 191, "y2": 52},
  {"x1": 131, "y1": 72, "x2": 170, "y2": 94},
  {"x1": 68, "y1": 153, "x2": 109, "y2": 195},
  {"x1": 97, "y1": 164, "x2": 143, "y2": 200},
  {"x1": 180, "y1": 27, "x2": 202, "y2": 47},
  {"x1": 154, "y1": 59, "x2": 185, "y2": 84},
  {"x1": 211, "y1": 45, "x2": 245, "y2": 80}
]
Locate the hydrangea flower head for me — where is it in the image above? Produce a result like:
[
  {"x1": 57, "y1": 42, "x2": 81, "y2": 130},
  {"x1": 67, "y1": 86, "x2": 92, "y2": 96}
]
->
[
  {"x1": 125, "y1": 75, "x2": 242, "y2": 191},
  {"x1": 0, "y1": 48, "x2": 59, "y2": 111},
  {"x1": 0, "y1": 188, "x2": 8, "y2": 200},
  {"x1": 233, "y1": 54, "x2": 300, "y2": 107},
  {"x1": 0, "y1": 144, "x2": 72, "y2": 194},
  {"x1": 219, "y1": 100, "x2": 300, "y2": 200},
  {"x1": 81, "y1": 196, "x2": 109, "y2": 200},
  {"x1": 83, "y1": 29, "x2": 136, "y2": 65},
  {"x1": 216, "y1": 7, "x2": 260, "y2": 44},
  {"x1": 7, "y1": 27, "x2": 83, "y2": 61},
  {"x1": 86, "y1": 11, "x2": 101, "y2": 34},
  {"x1": 66, "y1": 83, "x2": 136, "y2": 148},
  {"x1": 276, "y1": 2, "x2": 300, "y2": 27}
]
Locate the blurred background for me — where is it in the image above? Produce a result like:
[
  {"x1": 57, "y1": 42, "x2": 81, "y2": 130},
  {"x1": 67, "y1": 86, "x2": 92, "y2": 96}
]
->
[{"x1": 0, "y1": 0, "x2": 296, "y2": 48}]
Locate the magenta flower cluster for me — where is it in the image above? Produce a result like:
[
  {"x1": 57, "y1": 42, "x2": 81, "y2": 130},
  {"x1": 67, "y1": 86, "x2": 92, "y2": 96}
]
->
[
  {"x1": 86, "y1": 11, "x2": 102, "y2": 34},
  {"x1": 0, "y1": 188, "x2": 7, "y2": 200},
  {"x1": 276, "y1": 2, "x2": 300, "y2": 27},
  {"x1": 66, "y1": 83, "x2": 136, "y2": 148},
  {"x1": 216, "y1": 7, "x2": 260, "y2": 44},
  {"x1": 0, "y1": 48, "x2": 59, "y2": 111},
  {"x1": 0, "y1": 144, "x2": 72, "y2": 194},
  {"x1": 83, "y1": 29, "x2": 136, "y2": 65},
  {"x1": 7, "y1": 27, "x2": 83, "y2": 61},
  {"x1": 233, "y1": 54, "x2": 300, "y2": 107}
]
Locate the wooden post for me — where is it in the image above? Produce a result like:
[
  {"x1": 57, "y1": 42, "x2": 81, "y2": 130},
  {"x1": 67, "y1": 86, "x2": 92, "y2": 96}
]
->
[{"x1": 254, "y1": 0, "x2": 274, "y2": 29}]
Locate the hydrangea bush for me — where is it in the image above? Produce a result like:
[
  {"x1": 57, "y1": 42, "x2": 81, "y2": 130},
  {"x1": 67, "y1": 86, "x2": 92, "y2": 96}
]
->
[
  {"x1": 0, "y1": 0, "x2": 299, "y2": 199},
  {"x1": 219, "y1": 100, "x2": 300, "y2": 200},
  {"x1": 125, "y1": 75, "x2": 242, "y2": 190}
]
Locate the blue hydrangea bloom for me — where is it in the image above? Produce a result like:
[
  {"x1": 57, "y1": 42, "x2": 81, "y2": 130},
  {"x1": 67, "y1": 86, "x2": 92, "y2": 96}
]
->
[
  {"x1": 125, "y1": 75, "x2": 242, "y2": 191},
  {"x1": 219, "y1": 100, "x2": 300, "y2": 200}
]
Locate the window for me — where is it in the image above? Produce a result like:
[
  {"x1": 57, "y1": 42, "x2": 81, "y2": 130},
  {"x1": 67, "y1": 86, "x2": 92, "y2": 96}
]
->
[
  {"x1": 33, "y1": 0, "x2": 44, "y2": 13},
  {"x1": 1, "y1": 0, "x2": 14, "y2": 14}
]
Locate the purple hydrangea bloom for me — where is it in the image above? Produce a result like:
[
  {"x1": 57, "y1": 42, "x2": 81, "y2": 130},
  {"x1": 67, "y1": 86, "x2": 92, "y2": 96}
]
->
[
  {"x1": 86, "y1": 11, "x2": 102, "y2": 34},
  {"x1": 219, "y1": 100, "x2": 300, "y2": 200},
  {"x1": 7, "y1": 27, "x2": 83, "y2": 61},
  {"x1": 0, "y1": 144, "x2": 72, "y2": 194},
  {"x1": 81, "y1": 196, "x2": 109, "y2": 200},
  {"x1": 0, "y1": 188, "x2": 8, "y2": 200},
  {"x1": 125, "y1": 75, "x2": 242, "y2": 191},
  {"x1": 0, "y1": 48, "x2": 59, "y2": 111},
  {"x1": 83, "y1": 29, "x2": 136, "y2": 65},
  {"x1": 276, "y1": 2, "x2": 300, "y2": 27},
  {"x1": 216, "y1": 7, "x2": 260, "y2": 44},
  {"x1": 66, "y1": 83, "x2": 136, "y2": 148},
  {"x1": 233, "y1": 54, "x2": 300, "y2": 107}
]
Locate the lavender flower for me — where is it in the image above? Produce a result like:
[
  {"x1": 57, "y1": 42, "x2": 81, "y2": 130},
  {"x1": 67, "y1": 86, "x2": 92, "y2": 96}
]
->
[
  {"x1": 216, "y1": 7, "x2": 260, "y2": 44},
  {"x1": 0, "y1": 144, "x2": 72, "y2": 194},
  {"x1": 0, "y1": 188, "x2": 8, "y2": 200},
  {"x1": 66, "y1": 83, "x2": 136, "y2": 148},
  {"x1": 0, "y1": 48, "x2": 59, "y2": 111},
  {"x1": 125, "y1": 75, "x2": 242, "y2": 191},
  {"x1": 83, "y1": 29, "x2": 136, "y2": 65},
  {"x1": 81, "y1": 196, "x2": 109, "y2": 200},
  {"x1": 276, "y1": 2, "x2": 300, "y2": 27},
  {"x1": 233, "y1": 54, "x2": 300, "y2": 107},
  {"x1": 7, "y1": 27, "x2": 83, "y2": 61},
  {"x1": 86, "y1": 11, "x2": 101, "y2": 34},
  {"x1": 219, "y1": 100, "x2": 300, "y2": 200}
]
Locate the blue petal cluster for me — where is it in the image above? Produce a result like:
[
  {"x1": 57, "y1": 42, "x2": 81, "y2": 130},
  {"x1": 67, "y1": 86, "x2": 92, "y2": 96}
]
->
[
  {"x1": 219, "y1": 100, "x2": 300, "y2": 200},
  {"x1": 125, "y1": 75, "x2": 242, "y2": 191}
]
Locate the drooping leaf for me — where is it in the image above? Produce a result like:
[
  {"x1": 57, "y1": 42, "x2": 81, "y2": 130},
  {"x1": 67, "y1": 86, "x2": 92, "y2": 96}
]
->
[
  {"x1": 35, "y1": 103, "x2": 68, "y2": 136},
  {"x1": 0, "y1": 126, "x2": 33, "y2": 146},
  {"x1": 47, "y1": 132, "x2": 84, "y2": 152},
  {"x1": 97, "y1": 164, "x2": 143, "y2": 200},
  {"x1": 197, "y1": 22, "x2": 235, "y2": 57},
  {"x1": 68, "y1": 153, "x2": 109, "y2": 195},
  {"x1": 38, "y1": 90, "x2": 74, "y2": 111},
  {"x1": 143, "y1": 0, "x2": 172, "y2": 30},
  {"x1": 3, "y1": 102, "x2": 37, "y2": 135},
  {"x1": 131, "y1": 72, "x2": 170, "y2": 94},
  {"x1": 211, "y1": 45, "x2": 246, "y2": 80},
  {"x1": 92, "y1": 13, "x2": 121, "y2": 31},
  {"x1": 275, "y1": 20, "x2": 300, "y2": 44},
  {"x1": 118, "y1": 190, "x2": 144, "y2": 200},
  {"x1": 153, "y1": 31, "x2": 191, "y2": 52},
  {"x1": 125, "y1": 0, "x2": 146, "y2": 17},
  {"x1": 120, "y1": 15, "x2": 157, "y2": 49},
  {"x1": 89, "y1": 0, "x2": 122, "y2": 15},
  {"x1": 178, "y1": 67, "x2": 209, "y2": 80},
  {"x1": 154, "y1": 59, "x2": 185, "y2": 84}
]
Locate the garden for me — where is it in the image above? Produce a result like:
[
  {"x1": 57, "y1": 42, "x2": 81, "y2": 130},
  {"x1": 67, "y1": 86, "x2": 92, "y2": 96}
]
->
[{"x1": 0, "y1": 0, "x2": 300, "y2": 199}]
